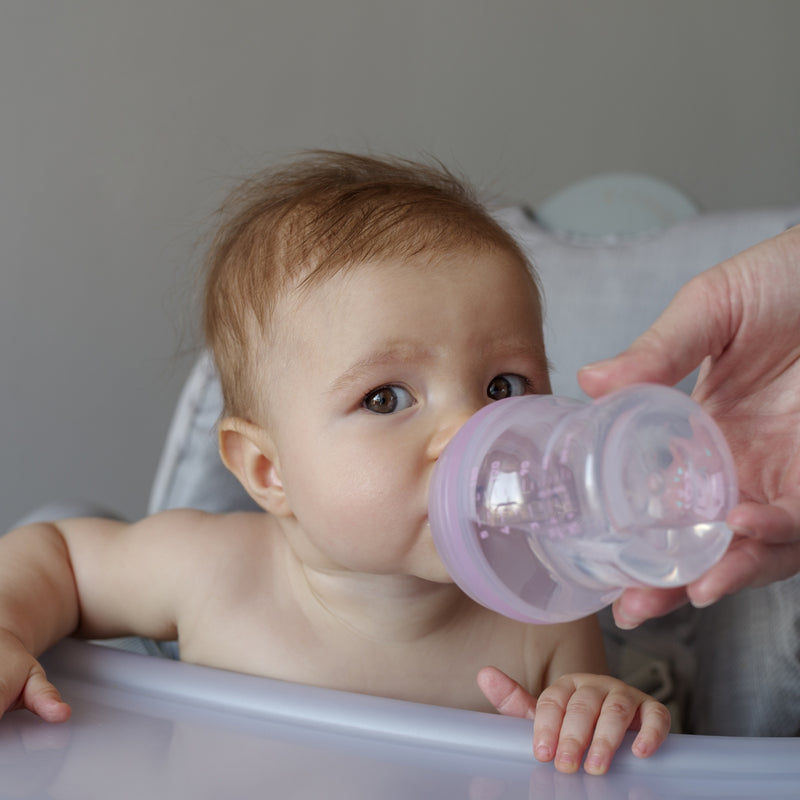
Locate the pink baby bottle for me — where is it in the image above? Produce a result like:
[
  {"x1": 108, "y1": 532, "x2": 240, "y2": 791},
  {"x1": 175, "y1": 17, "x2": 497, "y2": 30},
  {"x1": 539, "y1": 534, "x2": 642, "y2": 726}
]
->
[{"x1": 428, "y1": 384, "x2": 738, "y2": 623}]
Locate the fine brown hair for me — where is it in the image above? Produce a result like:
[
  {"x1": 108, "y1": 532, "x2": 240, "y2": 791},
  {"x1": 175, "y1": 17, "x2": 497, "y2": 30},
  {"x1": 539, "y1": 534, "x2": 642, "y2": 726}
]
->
[{"x1": 203, "y1": 150, "x2": 537, "y2": 417}]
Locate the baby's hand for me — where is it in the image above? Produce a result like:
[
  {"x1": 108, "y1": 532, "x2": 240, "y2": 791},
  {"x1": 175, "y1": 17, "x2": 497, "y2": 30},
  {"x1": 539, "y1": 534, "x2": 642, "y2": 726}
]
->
[
  {"x1": 0, "y1": 630, "x2": 71, "y2": 723},
  {"x1": 478, "y1": 666, "x2": 670, "y2": 775}
]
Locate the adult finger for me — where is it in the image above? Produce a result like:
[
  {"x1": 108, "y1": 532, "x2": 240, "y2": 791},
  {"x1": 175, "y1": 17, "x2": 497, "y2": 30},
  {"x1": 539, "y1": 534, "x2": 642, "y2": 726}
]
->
[
  {"x1": 686, "y1": 537, "x2": 800, "y2": 607},
  {"x1": 727, "y1": 497, "x2": 800, "y2": 545},
  {"x1": 611, "y1": 586, "x2": 689, "y2": 629}
]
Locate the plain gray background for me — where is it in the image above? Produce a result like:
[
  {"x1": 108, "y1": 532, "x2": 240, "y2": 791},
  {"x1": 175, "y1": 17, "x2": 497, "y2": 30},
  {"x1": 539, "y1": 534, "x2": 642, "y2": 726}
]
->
[{"x1": 1, "y1": 1, "x2": 799, "y2": 532}]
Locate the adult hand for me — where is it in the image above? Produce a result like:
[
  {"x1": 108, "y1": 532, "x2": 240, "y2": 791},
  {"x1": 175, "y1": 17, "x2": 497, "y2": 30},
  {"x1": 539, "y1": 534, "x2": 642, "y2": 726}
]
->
[{"x1": 578, "y1": 225, "x2": 800, "y2": 627}]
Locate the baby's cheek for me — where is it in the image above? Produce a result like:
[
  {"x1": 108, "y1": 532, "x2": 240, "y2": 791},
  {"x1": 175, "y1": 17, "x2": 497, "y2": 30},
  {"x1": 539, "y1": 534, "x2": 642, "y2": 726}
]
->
[
  {"x1": 289, "y1": 444, "x2": 419, "y2": 533},
  {"x1": 334, "y1": 450, "x2": 413, "y2": 506}
]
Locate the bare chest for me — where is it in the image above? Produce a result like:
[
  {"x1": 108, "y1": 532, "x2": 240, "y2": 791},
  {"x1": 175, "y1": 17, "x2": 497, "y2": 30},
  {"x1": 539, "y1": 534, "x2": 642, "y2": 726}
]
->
[{"x1": 178, "y1": 594, "x2": 547, "y2": 713}]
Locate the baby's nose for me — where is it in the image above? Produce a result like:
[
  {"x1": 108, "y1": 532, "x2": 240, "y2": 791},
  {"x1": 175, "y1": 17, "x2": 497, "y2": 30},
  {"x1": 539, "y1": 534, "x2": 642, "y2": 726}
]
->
[{"x1": 426, "y1": 406, "x2": 479, "y2": 461}]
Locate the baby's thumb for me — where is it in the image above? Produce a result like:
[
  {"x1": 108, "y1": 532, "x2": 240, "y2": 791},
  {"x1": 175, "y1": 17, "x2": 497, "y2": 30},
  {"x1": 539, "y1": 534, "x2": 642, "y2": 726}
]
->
[
  {"x1": 20, "y1": 667, "x2": 72, "y2": 723},
  {"x1": 477, "y1": 666, "x2": 537, "y2": 720}
]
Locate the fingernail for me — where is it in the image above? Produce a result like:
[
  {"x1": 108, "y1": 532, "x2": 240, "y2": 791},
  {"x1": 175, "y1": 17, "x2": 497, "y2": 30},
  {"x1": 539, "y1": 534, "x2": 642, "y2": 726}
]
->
[
  {"x1": 689, "y1": 581, "x2": 719, "y2": 609},
  {"x1": 614, "y1": 609, "x2": 641, "y2": 630},
  {"x1": 555, "y1": 753, "x2": 577, "y2": 773},
  {"x1": 534, "y1": 744, "x2": 552, "y2": 762},
  {"x1": 584, "y1": 755, "x2": 607, "y2": 775},
  {"x1": 633, "y1": 734, "x2": 656, "y2": 758}
]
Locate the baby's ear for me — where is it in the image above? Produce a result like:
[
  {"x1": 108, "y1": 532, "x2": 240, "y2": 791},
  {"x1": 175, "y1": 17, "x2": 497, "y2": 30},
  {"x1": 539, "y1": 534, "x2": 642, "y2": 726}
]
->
[{"x1": 218, "y1": 418, "x2": 292, "y2": 516}]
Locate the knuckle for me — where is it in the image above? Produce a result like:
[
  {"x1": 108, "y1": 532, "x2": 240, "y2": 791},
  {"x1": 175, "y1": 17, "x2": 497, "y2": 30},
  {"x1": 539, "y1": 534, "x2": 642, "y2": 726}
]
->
[
  {"x1": 559, "y1": 732, "x2": 591, "y2": 752},
  {"x1": 602, "y1": 698, "x2": 635, "y2": 722},
  {"x1": 496, "y1": 683, "x2": 530, "y2": 715},
  {"x1": 535, "y1": 694, "x2": 567, "y2": 715},
  {"x1": 565, "y1": 697, "x2": 597, "y2": 717},
  {"x1": 588, "y1": 734, "x2": 615, "y2": 754},
  {"x1": 0, "y1": 677, "x2": 22, "y2": 712},
  {"x1": 647, "y1": 701, "x2": 673, "y2": 729}
]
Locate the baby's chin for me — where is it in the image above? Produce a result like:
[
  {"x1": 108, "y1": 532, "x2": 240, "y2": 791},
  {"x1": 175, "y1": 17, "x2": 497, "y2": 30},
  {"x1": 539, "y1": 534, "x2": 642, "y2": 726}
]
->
[
  {"x1": 413, "y1": 561, "x2": 457, "y2": 586},
  {"x1": 412, "y1": 535, "x2": 455, "y2": 584}
]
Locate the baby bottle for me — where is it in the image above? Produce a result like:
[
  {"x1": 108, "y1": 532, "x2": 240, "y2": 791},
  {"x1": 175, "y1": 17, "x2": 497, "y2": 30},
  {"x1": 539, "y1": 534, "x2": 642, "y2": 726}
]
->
[{"x1": 428, "y1": 384, "x2": 738, "y2": 624}]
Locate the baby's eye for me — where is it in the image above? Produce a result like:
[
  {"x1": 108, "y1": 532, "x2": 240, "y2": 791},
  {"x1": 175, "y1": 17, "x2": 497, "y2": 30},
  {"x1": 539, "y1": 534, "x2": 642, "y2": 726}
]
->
[
  {"x1": 487, "y1": 374, "x2": 530, "y2": 401},
  {"x1": 362, "y1": 385, "x2": 415, "y2": 414}
]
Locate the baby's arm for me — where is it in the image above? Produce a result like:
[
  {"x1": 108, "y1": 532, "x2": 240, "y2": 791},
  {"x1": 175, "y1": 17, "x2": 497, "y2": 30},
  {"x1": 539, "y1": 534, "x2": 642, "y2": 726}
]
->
[
  {"x1": 478, "y1": 617, "x2": 670, "y2": 774},
  {"x1": 0, "y1": 513, "x2": 184, "y2": 722},
  {"x1": 0, "y1": 523, "x2": 79, "y2": 721}
]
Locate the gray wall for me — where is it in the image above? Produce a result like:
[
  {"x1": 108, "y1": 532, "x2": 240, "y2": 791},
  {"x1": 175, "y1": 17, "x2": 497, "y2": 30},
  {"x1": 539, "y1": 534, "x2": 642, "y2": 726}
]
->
[{"x1": 1, "y1": 1, "x2": 799, "y2": 532}]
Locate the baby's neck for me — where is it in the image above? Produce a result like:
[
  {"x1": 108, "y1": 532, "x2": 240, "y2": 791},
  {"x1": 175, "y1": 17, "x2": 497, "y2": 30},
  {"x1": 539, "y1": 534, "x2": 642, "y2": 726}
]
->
[{"x1": 293, "y1": 563, "x2": 468, "y2": 644}]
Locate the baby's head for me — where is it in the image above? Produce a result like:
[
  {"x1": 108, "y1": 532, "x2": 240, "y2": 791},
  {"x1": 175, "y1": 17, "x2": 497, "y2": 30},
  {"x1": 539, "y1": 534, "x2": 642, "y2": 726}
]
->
[{"x1": 203, "y1": 151, "x2": 543, "y2": 420}]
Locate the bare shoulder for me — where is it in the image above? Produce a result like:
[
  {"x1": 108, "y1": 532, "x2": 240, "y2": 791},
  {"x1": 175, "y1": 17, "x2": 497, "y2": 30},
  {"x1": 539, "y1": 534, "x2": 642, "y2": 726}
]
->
[
  {"x1": 120, "y1": 508, "x2": 279, "y2": 565},
  {"x1": 54, "y1": 507, "x2": 280, "y2": 598},
  {"x1": 57, "y1": 508, "x2": 272, "y2": 546},
  {"x1": 542, "y1": 614, "x2": 607, "y2": 681},
  {"x1": 56, "y1": 508, "x2": 280, "y2": 641}
]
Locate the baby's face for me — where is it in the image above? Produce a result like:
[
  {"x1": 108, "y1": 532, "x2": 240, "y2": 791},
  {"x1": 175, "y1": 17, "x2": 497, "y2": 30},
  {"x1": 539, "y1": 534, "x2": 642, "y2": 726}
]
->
[{"x1": 259, "y1": 247, "x2": 550, "y2": 582}]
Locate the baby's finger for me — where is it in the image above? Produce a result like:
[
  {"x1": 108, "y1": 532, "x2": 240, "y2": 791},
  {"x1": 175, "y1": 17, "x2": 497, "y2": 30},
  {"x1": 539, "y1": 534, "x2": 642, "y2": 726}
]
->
[
  {"x1": 531, "y1": 679, "x2": 595, "y2": 771},
  {"x1": 476, "y1": 666, "x2": 536, "y2": 719},
  {"x1": 551, "y1": 684, "x2": 612, "y2": 773},
  {"x1": 630, "y1": 697, "x2": 672, "y2": 759},
  {"x1": 19, "y1": 667, "x2": 71, "y2": 724},
  {"x1": 582, "y1": 687, "x2": 645, "y2": 775}
]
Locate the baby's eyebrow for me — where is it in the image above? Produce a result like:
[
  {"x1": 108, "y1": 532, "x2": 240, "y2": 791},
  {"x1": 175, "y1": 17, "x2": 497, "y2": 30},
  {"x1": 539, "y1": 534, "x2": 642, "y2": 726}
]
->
[
  {"x1": 328, "y1": 343, "x2": 433, "y2": 394},
  {"x1": 462, "y1": 335, "x2": 549, "y2": 374},
  {"x1": 481, "y1": 337, "x2": 546, "y2": 361}
]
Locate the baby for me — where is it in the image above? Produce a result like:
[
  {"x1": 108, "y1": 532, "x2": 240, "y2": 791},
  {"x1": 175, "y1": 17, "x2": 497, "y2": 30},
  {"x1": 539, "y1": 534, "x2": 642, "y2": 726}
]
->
[{"x1": 0, "y1": 152, "x2": 669, "y2": 775}]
